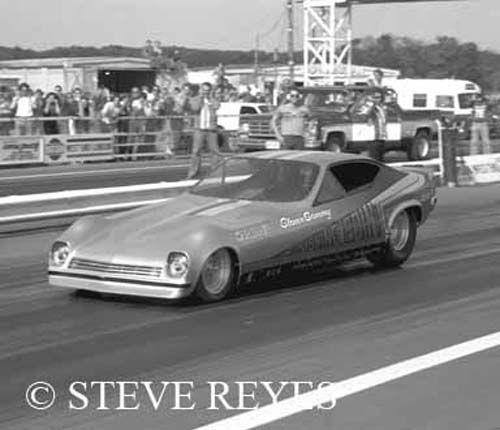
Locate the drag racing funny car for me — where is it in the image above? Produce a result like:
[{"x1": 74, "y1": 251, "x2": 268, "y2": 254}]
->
[{"x1": 48, "y1": 151, "x2": 437, "y2": 302}]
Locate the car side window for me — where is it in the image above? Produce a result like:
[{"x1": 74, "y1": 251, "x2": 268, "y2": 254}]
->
[
  {"x1": 330, "y1": 162, "x2": 380, "y2": 193},
  {"x1": 314, "y1": 167, "x2": 346, "y2": 206},
  {"x1": 240, "y1": 106, "x2": 257, "y2": 115}
]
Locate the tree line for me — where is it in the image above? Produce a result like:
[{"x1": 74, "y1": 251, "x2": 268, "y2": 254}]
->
[
  {"x1": 352, "y1": 35, "x2": 500, "y2": 92},
  {"x1": 1, "y1": 35, "x2": 499, "y2": 91}
]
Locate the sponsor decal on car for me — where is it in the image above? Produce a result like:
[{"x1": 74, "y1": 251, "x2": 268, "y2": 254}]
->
[
  {"x1": 235, "y1": 224, "x2": 272, "y2": 242},
  {"x1": 297, "y1": 204, "x2": 385, "y2": 253},
  {"x1": 280, "y1": 209, "x2": 332, "y2": 230},
  {"x1": 277, "y1": 204, "x2": 385, "y2": 257}
]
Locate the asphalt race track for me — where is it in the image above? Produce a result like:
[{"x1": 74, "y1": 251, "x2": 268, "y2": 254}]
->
[{"x1": 0, "y1": 185, "x2": 500, "y2": 429}]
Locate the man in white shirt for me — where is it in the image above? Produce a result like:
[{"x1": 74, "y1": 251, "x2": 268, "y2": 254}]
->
[
  {"x1": 470, "y1": 94, "x2": 491, "y2": 155},
  {"x1": 186, "y1": 82, "x2": 221, "y2": 179},
  {"x1": 11, "y1": 83, "x2": 35, "y2": 135}
]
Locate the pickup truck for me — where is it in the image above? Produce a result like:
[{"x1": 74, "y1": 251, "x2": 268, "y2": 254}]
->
[{"x1": 232, "y1": 86, "x2": 442, "y2": 161}]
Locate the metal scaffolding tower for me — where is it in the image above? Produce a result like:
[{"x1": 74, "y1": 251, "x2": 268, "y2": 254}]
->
[
  {"x1": 301, "y1": 0, "x2": 462, "y2": 86},
  {"x1": 303, "y1": 0, "x2": 352, "y2": 86}
]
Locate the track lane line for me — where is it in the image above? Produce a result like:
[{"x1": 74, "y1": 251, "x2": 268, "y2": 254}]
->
[{"x1": 193, "y1": 331, "x2": 500, "y2": 430}]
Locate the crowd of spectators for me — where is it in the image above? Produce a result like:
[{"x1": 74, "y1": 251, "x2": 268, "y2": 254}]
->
[
  {"x1": 0, "y1": 83, "x2": 96, "y2": 136},
  {"x1": 0, "y1": 79, "x2": 273, "y2": 133},
  {"x1": 0, "y1": 79, "x2": 277, "y2": 157}
]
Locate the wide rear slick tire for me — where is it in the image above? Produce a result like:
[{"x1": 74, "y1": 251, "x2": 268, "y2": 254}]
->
[
  {"x1": 195, "y1": 248, "x2": 236, "y2": 302},
  {"x1": 367, "y1": 210, "x2": 417, "y2": 268}
]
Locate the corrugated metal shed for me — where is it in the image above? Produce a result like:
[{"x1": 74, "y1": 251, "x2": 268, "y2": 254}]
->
[{"x1": 0, "y1": 56, "x2": 152, "y2": 70}]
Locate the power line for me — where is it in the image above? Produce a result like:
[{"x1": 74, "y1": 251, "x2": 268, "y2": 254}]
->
[{"x1": 259, "y1": 9, "x2": 286, "y2": 41}]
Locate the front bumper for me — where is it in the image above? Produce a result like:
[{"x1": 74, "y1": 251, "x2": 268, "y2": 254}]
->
[{"x1": 49, "y1": 272, "x2": 193, "y2": 300}]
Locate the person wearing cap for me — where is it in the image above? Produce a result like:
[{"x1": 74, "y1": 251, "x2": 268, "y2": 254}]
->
[
  {"x1": 470, "y1": 94, "x2": 491, "y2": 155},
  {"x1": 271, "y1": 89, "x2": 311, "y2": 150}
]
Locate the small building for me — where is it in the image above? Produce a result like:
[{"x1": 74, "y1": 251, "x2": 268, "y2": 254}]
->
[
  {"x1": 188, "y1": 63, "x2": 401, "y2": 89},
  {"x1": 0, "y1": 57, "x2": 156, "y2": 93}
]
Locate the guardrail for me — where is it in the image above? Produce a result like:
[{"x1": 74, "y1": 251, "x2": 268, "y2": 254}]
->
[
  {"x1": 0, "y1": 180, "x2": 196, "y2": 206},
  {"x1": 390, "y1": 153, "x2": 500, "y2": 186},
  {"x1": 0, "y1": 198, "x2": 172, "y2": 224},
  {"x1": 0, "y1": 175, "x2": 248, "y2": 225},
  {"x1": 0, "y1": 179, "x2": 197, "y2": 226},
  {"x1": 0, "y1": 114, "x2": 260, "y2": 166}
]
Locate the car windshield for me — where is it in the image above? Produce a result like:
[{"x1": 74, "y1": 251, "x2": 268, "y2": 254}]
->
[
  {"x1": 303, "y1": 93, "x2": 349, "y2": 112},
  {"x1": 258, "y1": 105, "x2": 272, "y2": 113},
  {"x1": 189, "y1": 157, "x2": 320, "y2": 202}
]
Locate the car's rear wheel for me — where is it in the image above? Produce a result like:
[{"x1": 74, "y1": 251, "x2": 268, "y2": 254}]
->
[
  {"x1": 367, "y1": 210, "x2": 417, "y2": 268},
  {"x1": 195, "y1": 248, "x2": 235, "y2": 302},
  {"x1": 408, "y1": 130, "x2": 431, "y2": 161}
]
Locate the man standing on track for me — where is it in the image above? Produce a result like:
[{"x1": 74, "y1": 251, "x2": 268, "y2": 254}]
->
[
  {"x1": 368, "y1": 90, "x2": 388, "y2": 162},
  {"x1": 186, "y1": 82, "x2": 221, "y2": 179},
  {"x1": 271, "y1": 89, "x2": 311, "y2": 150},
  {"x1": 470, "y1": 94, "x2": 491, "y2": 155}
]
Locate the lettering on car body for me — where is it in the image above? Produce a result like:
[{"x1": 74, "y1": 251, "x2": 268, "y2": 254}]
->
[
  {"x1": 275, "y1": 204, "x2": 386, "y2": 258},
  {"x1": 235, "y1": 224, "x2": 272, "y2": 242},
  {"x1": 280, "y1": 209, "x2": 332, "y2": 230},
  {"x1": 295, "y1": 204, "x2": 386, "y2": 253}
]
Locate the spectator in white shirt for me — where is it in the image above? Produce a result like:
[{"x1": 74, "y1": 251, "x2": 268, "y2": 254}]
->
[
  {"x1": 101, "y1": 95, "x2": 121, "y2": 132},
  {"x1": 10, "y1": 83, "x2": 35, "y2": 135}
]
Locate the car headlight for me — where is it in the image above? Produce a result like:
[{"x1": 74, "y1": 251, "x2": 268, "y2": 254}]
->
[
  {"x1": 241, "y1": 123, "x2": 250, "y2": 133},
  {"x1": 51, "y1": 241, "x2": 70, "y2": 267},
  {"x1": 166, "y1": 252, "x2": 190, "y2": 278}
]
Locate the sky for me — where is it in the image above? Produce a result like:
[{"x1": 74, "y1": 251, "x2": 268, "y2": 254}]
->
[{"x1": 0, "y1": 0, "x2": 499, "y2": 53}]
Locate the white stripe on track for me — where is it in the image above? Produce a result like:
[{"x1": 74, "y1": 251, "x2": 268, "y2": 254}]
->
[{"x1": 194, "y1": 331, "x2": 500, "y2": 430}]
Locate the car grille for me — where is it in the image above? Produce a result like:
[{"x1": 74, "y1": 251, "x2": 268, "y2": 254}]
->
[
  {"x1": 248, "y1": 121, "x2": 272, "y2": 136},
  {"x1": 69, "y1": 258, "x2": 163, "y2": 278}
]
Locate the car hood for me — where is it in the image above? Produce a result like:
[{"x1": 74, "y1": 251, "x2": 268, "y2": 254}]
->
[{"x1": 65, "y1": 193, "x2": 288, "y2": 260}]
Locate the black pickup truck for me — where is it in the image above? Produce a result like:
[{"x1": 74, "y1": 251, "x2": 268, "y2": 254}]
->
[{"x1": 232, "y1": 86, "x2": 443, "y2": 161}]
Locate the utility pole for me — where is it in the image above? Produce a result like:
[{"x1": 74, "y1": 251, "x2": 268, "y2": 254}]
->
[
  {"x1": 273, "y1": 48, "x2": 279, "y2": 105},
  {"x1": 253, "y1": 33, "x2": 261, "y2": 93},
  {"x1": 286, "y1": 0, "x2": 295, "y2": 84},
  {"x1": 254, "y1": 33, "x2": 260, "y2": 79}
]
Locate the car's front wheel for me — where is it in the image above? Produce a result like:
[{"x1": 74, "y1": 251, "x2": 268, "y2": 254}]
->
[
  {"x1": 195, "y1": 248, "x2": 236, "y2": 302},
  {"x1": 367, "y1": 210, "x2": 417, "y2": 268}
]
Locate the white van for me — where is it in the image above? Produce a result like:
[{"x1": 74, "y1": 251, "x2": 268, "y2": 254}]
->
[
  {"x1": 217, "y1": 102, "x2": 272, "y2": 132},
  {"x1": 386, "y1": 79, "x2": 481, "y2": 117}
]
